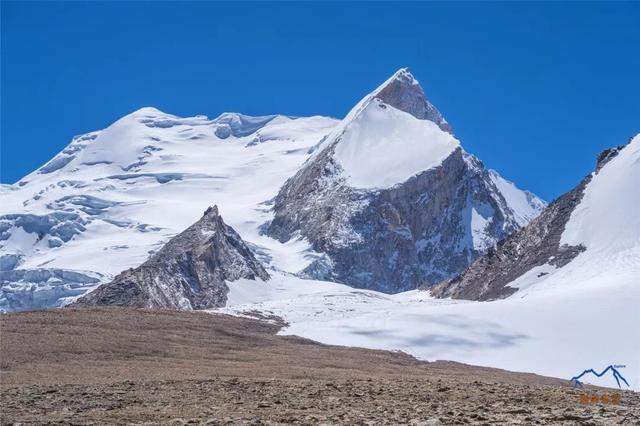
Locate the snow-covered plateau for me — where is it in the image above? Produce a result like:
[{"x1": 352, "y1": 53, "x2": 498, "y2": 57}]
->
[{"x1": 1, "y1": 69, "x2": 637, "y2": 391}]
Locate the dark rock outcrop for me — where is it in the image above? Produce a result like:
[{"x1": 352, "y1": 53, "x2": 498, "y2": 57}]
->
[
  {"x1": 375, "y1": 68, "x2": 452, "y2": 134},
  {"x1": 74, "y1": 206, "x2": 269, "y2": 309},
  {"x1": 431, "y1": 144, "x2": 627, "y2": 301}
]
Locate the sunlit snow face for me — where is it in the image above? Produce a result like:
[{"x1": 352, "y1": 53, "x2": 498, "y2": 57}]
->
[{"x1": 333, "y1": 99, "x2": 460, "y2": 190}]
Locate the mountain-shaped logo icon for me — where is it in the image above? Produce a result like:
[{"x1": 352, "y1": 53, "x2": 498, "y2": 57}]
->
[{"x1": 571, "y1": 365, "x2": 630, "y2": 389}]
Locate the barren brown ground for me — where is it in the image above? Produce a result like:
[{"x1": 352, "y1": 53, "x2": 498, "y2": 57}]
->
[{"x1": 1, "y1": 307, "x2": 638, "y2": 425}]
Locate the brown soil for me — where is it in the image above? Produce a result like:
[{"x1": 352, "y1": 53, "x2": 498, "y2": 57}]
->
[{"x1": 1, "y1": 307, "x2": 638, "y2": 424}]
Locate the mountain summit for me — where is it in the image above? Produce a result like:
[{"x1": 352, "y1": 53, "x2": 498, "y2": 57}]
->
[
  {"x1": 373, "y1": 68, "x2": 452, "y2": 133},
  {"x1": 266, "y1": 69, "x2": 545, "y2": 292},
  {"x1": 0, "y1": 108, "x2": 337, "y2": 311}
]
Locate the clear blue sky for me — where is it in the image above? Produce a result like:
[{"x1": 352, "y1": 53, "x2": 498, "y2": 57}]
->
[{"x1": 1, "y1": 1, "x2": 638, "y2": 200}]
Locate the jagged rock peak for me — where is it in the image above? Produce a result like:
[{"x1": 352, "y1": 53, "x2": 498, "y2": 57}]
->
[
  {"x1": 73, "y1": 206, "x2": 269, "y2": 310},
  {"x1": 370, "y1": 67, "x2": 452, "y2": 133},
  {"x1": 204, "y1": 205, "x2": 220, "y2": 217}
]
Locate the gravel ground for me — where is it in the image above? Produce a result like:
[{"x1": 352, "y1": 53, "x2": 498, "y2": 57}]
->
[{"x1": 1, "y1": 307, "x2": 638, "y2": 425}]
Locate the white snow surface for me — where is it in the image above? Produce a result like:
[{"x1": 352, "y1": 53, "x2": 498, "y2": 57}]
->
[
  {"x1": 3, "y1": 101, "x2": 635, "y2": 389},
  {"x1": 215, "y1": 136, "x2": 640, "y2": 391},
  {"x1": 334, "y1": 99, "x2": 459, "y2": 189},
  {"x1": 489, "y1": 170, "x2": 547, "y2": 227},
  {"x1": 562, "y1": 135, "x2": 640, "y2": 255},
  {"x1": 217, "y1": 260, "x2": 638, "y2": 390}
]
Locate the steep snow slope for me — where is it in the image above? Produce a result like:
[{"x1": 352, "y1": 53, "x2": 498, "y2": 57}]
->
[
  {"x1": 488, "y1": 170, "x2": 547, "y2": 227},
  {"x1": 0, "y1": 109, "x2": 337, "y2": 311},
  {"x1": 333, "y1": 99, "x2": 459, "y2": 189},
  {"x1": 433, "y1": 138, "x2": 639, "y2": 301},
  {"x1": 561, "y1": 136, "x2": 639, "y2": 255},
  {"x1": 512, "y1": 135, "x2": 640, "y2": 298}
]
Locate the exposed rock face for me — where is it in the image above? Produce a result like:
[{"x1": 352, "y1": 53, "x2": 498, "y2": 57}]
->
[
  {"x1": 595, "y1": 144, "x2": 627, "y2": 172},
  {"x1": 266, "y1": 69, "x2": 544, "y2": 293},
  {"x1": 375, "y1": 68, "x2": 452, "y2": 134},
  {"x1": 74, "y1": 206, "x2": 269, "y2": 309},
  {"x1": 431, "y1": 145, "x2": 627, "y2": 301}
]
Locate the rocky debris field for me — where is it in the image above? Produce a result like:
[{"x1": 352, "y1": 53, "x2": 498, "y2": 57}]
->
[
  {"x1": 1, "y1": 308, "x2": 638, "y2": 425},
  {"x1": 3, "y1": 377, "x2": 640, "y2": 425}
]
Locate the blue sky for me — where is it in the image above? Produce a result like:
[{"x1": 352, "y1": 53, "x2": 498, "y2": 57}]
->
[{"x1": 1, "y1": 1, "x2": 638, "y2": 200}]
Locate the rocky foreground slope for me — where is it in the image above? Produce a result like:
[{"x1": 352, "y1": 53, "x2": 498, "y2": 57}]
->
[
  {"x1": 266, "y1": 68, "x2": 545, "y2": 292},
  {"x1": 74, "y1": 206, "x2": 269, "y2": 309},
  {"x1": 432, "y1": 139, "x2": 635, "y2": 301},
  {"x1": 2, "y1": 308, "x2": 638, "y2": 425}
]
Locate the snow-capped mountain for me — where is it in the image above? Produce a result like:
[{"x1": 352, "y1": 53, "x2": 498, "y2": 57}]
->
[
  {"x1": 0, "y1": 108, "x2": 338, "y2": 311},
  {"x1": 266, "y1": 68, "x2": 545, "y2": 292},
  {"x1": 0, "y1": 68, "x2": 543, "y2": 311},
  {"x1": 2, "y1": 68, "x2": 637, "y2": 390},
  {"x1": 433, "y1": 135, "x2": 640, "y2": 300},
  {"x1": 74, "y1": 205, "x2": 269, "y2": 309}
]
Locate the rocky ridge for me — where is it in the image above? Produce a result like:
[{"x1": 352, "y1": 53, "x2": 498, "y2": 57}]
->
[
  {"x1": 74, "y1": 206, "x2": 269, "y2": 309},
  {"x1": 431, "y1": 143, "x2": 629, "y2": 300}
]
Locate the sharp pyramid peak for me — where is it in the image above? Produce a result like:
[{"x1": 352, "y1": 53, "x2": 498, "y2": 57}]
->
[
  {"x1": 203, "y1": 205, "x2": 220, "y2": 217},
  {"x1": 362, "y1": 68, "x2": 453, "y2": 134},
  {"x1": 384, "y1": 67, "x2": 419, "y2": 86}
]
